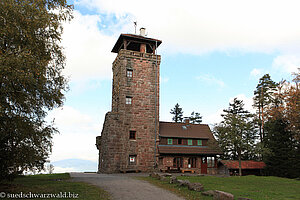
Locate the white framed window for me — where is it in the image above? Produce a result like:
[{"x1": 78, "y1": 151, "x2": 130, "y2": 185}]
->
[
  {"x1": 127, "y1": 69, "x2": 133, "y2": 78},
  {"x1": 207, "y1": 157, "x2": 215, "y2": 168},
  {"x1": 126, "y1": 96, "x2": 132, "y2": 105},
  {"x1": 129, "y1": 155, "x2": 137, "y2": 165}
]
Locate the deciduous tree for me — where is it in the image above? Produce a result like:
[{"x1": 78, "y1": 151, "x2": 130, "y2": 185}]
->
[
  {"x1": 0, "y1": 0, "x2": 72, "y2": 179},
  {"x1": 263, "y1": 69, "x2": 300, "y2": 178}
]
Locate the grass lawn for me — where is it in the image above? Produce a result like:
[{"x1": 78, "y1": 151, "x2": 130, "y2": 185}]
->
[
  {"x1": 139, "y1": 175, "x2": 300, "y2": 200},
  {"x1": 0, "y1": 173, "x2": 110, "y2": 200}
]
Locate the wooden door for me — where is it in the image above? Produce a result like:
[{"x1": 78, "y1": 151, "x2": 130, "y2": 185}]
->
[{"x1": 201, "y1": 157, "x2": 207, "y2": 174}]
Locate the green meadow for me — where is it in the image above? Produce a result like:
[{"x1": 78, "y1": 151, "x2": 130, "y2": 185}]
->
[{"x1": 139, "y1": 175, "x2": 300, "y2": 200}]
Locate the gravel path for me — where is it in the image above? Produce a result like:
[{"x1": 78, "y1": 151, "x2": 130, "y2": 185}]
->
[{"x1": 70, "y1": 172, "x2": 185, "y2": 200}]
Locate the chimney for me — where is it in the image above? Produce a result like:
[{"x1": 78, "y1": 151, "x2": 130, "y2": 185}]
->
[
  {"x1": 139, "y1": 27, "x2": 146, "y2": 52},
  {"x1": 140, "y1": 27, "x2": 146, "y2": 36},
  {"x1": 184, "y1": 118, "x2": 190, "y2": 124}
]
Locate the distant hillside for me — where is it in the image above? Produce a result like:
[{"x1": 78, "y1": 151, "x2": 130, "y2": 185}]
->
[{"x1": 51, "y1": 159, "x2": 97, "y2": 173}]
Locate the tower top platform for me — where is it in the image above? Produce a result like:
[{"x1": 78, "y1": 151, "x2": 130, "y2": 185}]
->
[{"x1": 111, "y1": 33, "x2": 162, "y2": 54}]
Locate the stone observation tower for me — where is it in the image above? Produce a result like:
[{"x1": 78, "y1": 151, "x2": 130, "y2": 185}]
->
[{"x1": 96, "y1": 28, "x2": 162, "y2": 173}]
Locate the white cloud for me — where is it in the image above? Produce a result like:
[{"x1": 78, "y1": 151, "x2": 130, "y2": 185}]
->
[
  {"x1": 205, "y1": 108, "x2": 224, "y2": 125},
  {"x1": 49, "y1": 106, "x2": 100, "y2": 133},
  {"x1": 61, "y1": 11, "x2": 116, "y2": 81},
  {"x1": 229, "y1": 94, "x2": 255, "y2": 113},
  {"x1": 272, "y1": 55, "x2": 300, "y2": 74},
  {"x1": 47, "y1": 106, "x2": 102, "y2": 162},
  {"x1": 250, "y1": 68, "x2": 264, "y2": 78},
  {"x1": 50, "y1": 132, "x2": 99, "y2": 162},
  {"x1": 60, "y1": 1, "x2": 300, "y2": 82},
  {"x1": 205, "y1": 94, "x2": 255, "y2": 125},
  {"x1": 196, "y1": 74, "x2": 225, "y2": 88},
  {"x1": 76, "y1": 0, "x2": 300, "y2": 55}
]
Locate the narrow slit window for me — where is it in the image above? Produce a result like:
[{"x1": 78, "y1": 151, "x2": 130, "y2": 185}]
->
[
  {"x1": 126, "y1": 96, "x2": 132, "y2": 105},
  {"x1": 129, "y1": 131, "x2": 136, "y2": 140}
]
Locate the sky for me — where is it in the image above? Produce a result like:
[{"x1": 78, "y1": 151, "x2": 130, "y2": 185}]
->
[{"x1": 47, "y1": 0, "x2": 300, "y2": 172}]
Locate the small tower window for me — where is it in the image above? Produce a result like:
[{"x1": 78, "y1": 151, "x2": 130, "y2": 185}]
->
[
  {"x1": 126, "y1": 96, "x2": 132, "y2": 105},
  {"x1": 127, "y1": 69, "x2": 133, "y2": 78},
  {"x1": 129, "y1": 155, "x2": 137, "y2": 165},
  {"x1": 129, "y1": 130, "x2": 136, "y2": 140}
]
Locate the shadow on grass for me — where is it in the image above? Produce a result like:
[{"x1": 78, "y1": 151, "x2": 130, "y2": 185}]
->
[{"x1": 0, "y1": 173, "x2": 110, "y2": 200}]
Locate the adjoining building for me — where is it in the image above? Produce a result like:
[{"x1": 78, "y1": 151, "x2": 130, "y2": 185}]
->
[
  {"x1": 218, "y1": 160, "x2": 266, "y2": 176},
  {"x1": 158, "y1": 121, "x2": 222, "y2": 174},
  {"x1": 96, "y1": 29, "x2": 222, "y2": 174}
]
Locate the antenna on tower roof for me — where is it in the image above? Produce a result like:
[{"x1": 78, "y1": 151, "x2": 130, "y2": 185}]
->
[{"x1": 134, "y1": 21, "x2": 137, "y2": 34}]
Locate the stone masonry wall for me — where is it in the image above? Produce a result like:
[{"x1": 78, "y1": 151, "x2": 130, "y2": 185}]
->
[{"x1": 97, "y1": 49, "x2": 161, "y2": 173}]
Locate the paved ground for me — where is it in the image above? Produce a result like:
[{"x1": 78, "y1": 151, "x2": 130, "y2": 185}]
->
[{"x1": 70, "y1": 173, "x2": 185, "y2": 200}]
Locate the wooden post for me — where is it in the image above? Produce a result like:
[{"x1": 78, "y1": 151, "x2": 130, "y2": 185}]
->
[{"x1": 124, "y1": 40, "x2": 127, "y2": 50}]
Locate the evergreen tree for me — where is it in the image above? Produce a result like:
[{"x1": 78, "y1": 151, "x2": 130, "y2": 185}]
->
[
  {"x1": 253, "y1": 74, "x2": 277, "y2": 143},
  {"x1": 214, "y1": 98, "x2": 257, "y2": 176},
  {"x1": 264, "y1": 115, "x2": 300, "y2": 178},
  {"x1": 189, "y1": 111, "x2": 202, "y2": 124},
  {"x1": 170, "y1": 103, "x2": 183, "y2": 123},
  {"x1": 0, "y1": 0, "x2": 73, "y2": 179}
]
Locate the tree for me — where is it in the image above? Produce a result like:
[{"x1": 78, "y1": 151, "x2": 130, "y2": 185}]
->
[
  {"x1": 214, "y1": 98, "x2": 257, "y2": 176},
  {"x1": 264, "y1": 115, "x2": 300, "y2": 178},
  {"x1": 47, "y1": 164, "x2": 54, "y2": 174},
  {"x1": 0, "y1": 0, "x2": 73, "y2": 179},
  {"x1": 170, "y1": 103, "x2": 183, "y2": 123},
  {"x1": 253, "y1": 74, "x2": 277, "y2": 144},
  {"x1": 263, "y1": 69, "x2": 300, "y2": 178},
  {"x1": 189, "y1": 111, "x2": 202, "y2": 124},
  {"x1": 284, "y1": 69, "x2": 300, "y2": 140}
]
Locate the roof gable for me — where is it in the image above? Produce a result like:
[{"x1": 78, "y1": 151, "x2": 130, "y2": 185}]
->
[{"x1": 159, "y1": 121, "x2": 214, "y2": 139}]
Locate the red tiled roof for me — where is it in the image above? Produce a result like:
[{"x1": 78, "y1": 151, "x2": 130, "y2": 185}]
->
[
  {"x1": 220, "y1": 160, "x2": 266, "y2": 169},
  {"x1": 158, "y1": 145, "x2": 222, "y2": 155},
  {"x1": 159, "y1": 122, "x2": 214, "y2": 139}
]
